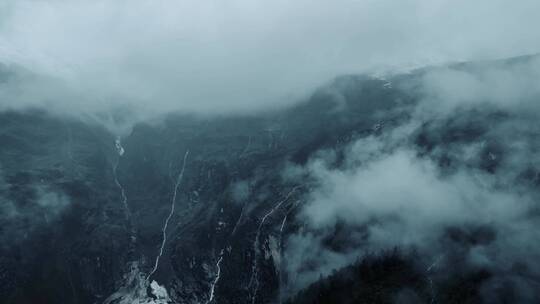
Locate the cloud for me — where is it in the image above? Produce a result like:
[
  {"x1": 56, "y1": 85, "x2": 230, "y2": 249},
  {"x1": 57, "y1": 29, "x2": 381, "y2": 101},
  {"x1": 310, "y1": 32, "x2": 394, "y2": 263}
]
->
[
  {"x1": 230, "y1": 180, "x2": 251, "y2": 203},
  {"x1": 283, "y1": 99, "x2": 540, "y2": 295},
  {"x1": 300, "y1": 145, "x2": 529, "y2": 242},
  {"x1": 35, "y1": 187, "x2": 71, "y2": 217},
  {"x1": 0, "y1": 166, "x2": 71, "y2": 247},
  {"x1": 418, "y1": 55, "x2": 540, "y2": 115},
  {"x1": 1, "y1": 0, "x2": 540, "y2": 129}
]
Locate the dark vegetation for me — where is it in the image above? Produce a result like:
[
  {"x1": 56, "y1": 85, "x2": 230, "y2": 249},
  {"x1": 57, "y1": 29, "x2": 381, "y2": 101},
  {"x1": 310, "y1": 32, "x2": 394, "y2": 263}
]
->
[{"x1": 286, "y1": 250, "x2": 493, "y2": 304}]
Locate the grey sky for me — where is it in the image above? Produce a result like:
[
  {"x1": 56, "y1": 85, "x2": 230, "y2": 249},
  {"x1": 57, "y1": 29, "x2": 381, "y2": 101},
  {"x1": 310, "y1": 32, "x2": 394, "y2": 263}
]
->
[{"x1": 0, "y1": 0, "x2": 539, "y2": 123}]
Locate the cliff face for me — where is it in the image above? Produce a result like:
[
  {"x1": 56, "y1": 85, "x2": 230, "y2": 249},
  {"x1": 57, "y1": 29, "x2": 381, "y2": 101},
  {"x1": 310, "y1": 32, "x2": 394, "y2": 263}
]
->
[{"x1": 1, "y1": 55, "x2": 540, "y2": 304}]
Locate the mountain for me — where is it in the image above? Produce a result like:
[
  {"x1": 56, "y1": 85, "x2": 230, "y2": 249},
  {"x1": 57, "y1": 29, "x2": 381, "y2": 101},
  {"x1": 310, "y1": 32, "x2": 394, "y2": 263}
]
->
[{"x1": 1, "y1": 55, "x2": 540, "y2": 303}]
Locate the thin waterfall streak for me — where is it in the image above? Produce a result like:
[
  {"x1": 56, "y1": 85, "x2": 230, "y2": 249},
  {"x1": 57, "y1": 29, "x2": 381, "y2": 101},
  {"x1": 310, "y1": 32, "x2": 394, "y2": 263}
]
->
[
  {"x1": 279, "y1": 215, "x2": 287, "y2": 233},
  {"x1": 258, "y1": 186, "x2": 300, "y2": 233},
  {"x1": 205, "y1": 249, "x2": 225, "y2": 304},
  {"x1": 113, "y1": 163, "x2": 130, "y2": 220},
  {"x1": 277, "y1": 200, "x2": 301, "y2": 304},
  {"x1": 426, "y1": 255, "x2": 443, "y2": 304},
  {"x1": 206, "y1": 195, "x2": 254, "y2": 302},
  {"x1": 427, "y1": 255, "x2": 443, "y2": 272},
  {"x1": 248, "y1": 186, "x2": 300, "y2": 303},
  {"x1": 147, "y1": 150, "x2": 190, "y2": 281},
  {"x1": 112, "y1": 138, "x2": 133, "y2": 237},
  {"x1": 231, "y1": 201, "x2": 247, "y2": 236}
]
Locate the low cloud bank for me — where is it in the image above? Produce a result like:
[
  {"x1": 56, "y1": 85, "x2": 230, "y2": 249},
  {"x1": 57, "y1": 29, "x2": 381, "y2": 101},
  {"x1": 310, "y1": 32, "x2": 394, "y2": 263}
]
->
[{"x1": 1, "y1": 0, "x2": 540, "y2": 132}]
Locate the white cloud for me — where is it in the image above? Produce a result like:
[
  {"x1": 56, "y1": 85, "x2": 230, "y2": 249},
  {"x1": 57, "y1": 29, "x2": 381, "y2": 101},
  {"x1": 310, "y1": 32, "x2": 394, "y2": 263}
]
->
[
  {"x1": 0, "y1": 0, "x2": 539, "y2": 125},
  {"x1": 419, "y1": 56, "x2": 540, "y2": 115},
  {"x1": 284, "y1": 120, "x2": 540, "y2": 291}
]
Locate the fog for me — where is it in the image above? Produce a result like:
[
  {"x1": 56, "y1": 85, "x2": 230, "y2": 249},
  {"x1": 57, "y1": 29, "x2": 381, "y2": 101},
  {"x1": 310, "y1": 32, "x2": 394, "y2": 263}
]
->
[
  {"x1": 1, "y1": 0, "x2": 540, "y2": 129},
  {"x1": 282, "y1": 54, "x2": 540, "y2": 299},
  {"x1": 419, "y1": 55, "x2": 540, "y2": 115}
]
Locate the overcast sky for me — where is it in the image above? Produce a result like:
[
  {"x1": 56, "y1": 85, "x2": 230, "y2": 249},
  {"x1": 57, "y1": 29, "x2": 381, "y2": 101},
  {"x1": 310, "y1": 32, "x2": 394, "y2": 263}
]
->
[{"x1": 0, "y1": 0, "x2": 539, "y2": 122}]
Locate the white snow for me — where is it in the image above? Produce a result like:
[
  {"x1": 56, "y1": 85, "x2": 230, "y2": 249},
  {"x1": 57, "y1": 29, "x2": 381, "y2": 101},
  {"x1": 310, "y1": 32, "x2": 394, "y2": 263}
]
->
[
  {"x1": 150, "y1": 280, "x2": 170, "y2": 301},
  {"x1": 103, "y1": 263, "x2": 171, "y2": 304}
]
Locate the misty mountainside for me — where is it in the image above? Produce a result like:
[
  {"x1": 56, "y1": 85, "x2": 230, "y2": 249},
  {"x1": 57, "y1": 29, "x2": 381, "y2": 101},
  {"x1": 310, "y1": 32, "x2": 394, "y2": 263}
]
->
[{"x1": 1, "y1": 54, "x2": 540, "y2": 304}]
